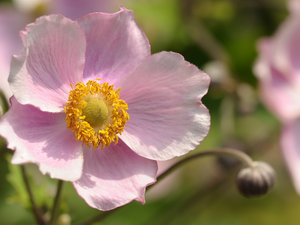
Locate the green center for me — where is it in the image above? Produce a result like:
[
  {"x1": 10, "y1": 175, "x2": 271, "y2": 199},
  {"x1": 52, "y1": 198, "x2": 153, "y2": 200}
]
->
[{"x1": 82, "y1": 98, "x2": 108, "y2": 126}]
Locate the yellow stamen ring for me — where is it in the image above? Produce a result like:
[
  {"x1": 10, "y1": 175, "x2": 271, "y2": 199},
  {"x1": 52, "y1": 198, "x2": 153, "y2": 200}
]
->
[{"x1": 64, "y1": 80, "x2": 129, "y2": 150}]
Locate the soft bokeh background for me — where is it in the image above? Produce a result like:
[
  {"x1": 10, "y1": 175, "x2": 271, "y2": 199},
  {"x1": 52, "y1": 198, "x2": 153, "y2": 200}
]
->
[{"x1": 0, "y1": 0, "x2": 298, "y2": 224}]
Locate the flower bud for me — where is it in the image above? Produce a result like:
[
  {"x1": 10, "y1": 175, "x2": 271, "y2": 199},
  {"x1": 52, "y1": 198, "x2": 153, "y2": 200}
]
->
[{"x1": 236, "y1": 161, "x2": 276, "y2": 198}]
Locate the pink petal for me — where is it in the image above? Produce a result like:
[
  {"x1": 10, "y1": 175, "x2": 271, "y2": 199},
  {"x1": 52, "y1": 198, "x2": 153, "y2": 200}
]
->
[
  {"x1": 0, "y1": 97, "x2": 83, "y2": 181},
  {"x1": 259, "y1": 69, "x2": 300, "y2": 122},
  {"x1": 52, "y1": 0, "x2": 118, "y2": 20},
  {"x1": 77, "y1": 7, "x2": 150, "y2": 85},
  {"x1": 269, "y1": 11, "x2": 300, "y2": 80},
  {"x1": 280, "y1": 119, "x2": 300, "y2": 194},
  {"x1": 254, "y1": 39, "x2": 300, "y2": 122},
  {"x1": 73, "y1": 140, "x2": 157, "y2": 211},
  {"x1": 0, "y1": 7, "x2": 29, "y2": 99},
  {"x1": 118, "y1": 52, "x2": 211, "y2": 160},
  {"x1": 9, "y1": 14, "x2": 86, "y2": 112}
]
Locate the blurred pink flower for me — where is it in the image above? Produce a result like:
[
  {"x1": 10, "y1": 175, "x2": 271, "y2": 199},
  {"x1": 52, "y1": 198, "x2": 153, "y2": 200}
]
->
[
  {"x1": 0, "y1": 0, "x2": 120, "y2": 100},
  {"x1": 254, "y1": 0, "x2": 300, "y2": 194},
  {"x1": 0, "y1": 8, "x2": 210, "y2": 210}
]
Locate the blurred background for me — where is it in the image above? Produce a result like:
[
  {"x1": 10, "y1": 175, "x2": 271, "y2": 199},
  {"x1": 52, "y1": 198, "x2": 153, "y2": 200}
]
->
[{"x1": 0, "y1": 0, "x2": 298, "y2": 224}]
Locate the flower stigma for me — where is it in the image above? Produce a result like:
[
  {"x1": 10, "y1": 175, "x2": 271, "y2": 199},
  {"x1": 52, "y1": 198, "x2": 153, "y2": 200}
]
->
[{"x1": 64, "y1": 80, "x2": 129, "y2": 150}]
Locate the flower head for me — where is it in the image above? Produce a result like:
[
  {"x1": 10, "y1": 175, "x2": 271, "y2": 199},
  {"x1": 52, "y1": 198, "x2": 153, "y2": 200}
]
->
[
  {"x1": 254, "y1": 0, "x2": 300, "y2": 195},
  {"x1": 236, "y1": 161, "x2": 276, "y2": 198},
  {"x1": 0, "y1": 8, "x2": 210, "y2": 210}
]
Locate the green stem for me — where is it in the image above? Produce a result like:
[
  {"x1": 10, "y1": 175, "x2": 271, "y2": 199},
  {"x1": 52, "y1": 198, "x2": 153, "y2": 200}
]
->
[
  {"x1": 48, "y1": 180, "x2": 64, "y2": 225},
  {"x1": 148, "y1": 148, "x2": 254, "y2": 191},
  {"x1": 21, "y1": 165, "x2": 46, "y2": 225}
]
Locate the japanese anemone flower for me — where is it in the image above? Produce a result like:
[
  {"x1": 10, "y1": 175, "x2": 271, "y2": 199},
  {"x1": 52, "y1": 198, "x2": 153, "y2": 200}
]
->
[
  {"x1": 254, "y1": 0, "x2": 300, "y2": 194},
  {"x1": 0, "y1": 7, "x2": 210, "y2": 210}
]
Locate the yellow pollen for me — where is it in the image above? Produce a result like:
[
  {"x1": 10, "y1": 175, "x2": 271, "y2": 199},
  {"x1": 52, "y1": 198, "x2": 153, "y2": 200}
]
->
[{"x1": 64, "y1": 80, "x2": 129, "y2": 150}]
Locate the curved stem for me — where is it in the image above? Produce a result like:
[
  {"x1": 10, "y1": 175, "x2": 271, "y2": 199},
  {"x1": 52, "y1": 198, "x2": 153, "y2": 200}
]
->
[
  {"x1": 21, "y1": 165, "x2": 46, "y2": 225},
  {"x1": 48, "y1": 180, "x2": 64, "y2": 225},
  {"x1": 148, "y1": 148, "x2": 254, "y2": 191}
]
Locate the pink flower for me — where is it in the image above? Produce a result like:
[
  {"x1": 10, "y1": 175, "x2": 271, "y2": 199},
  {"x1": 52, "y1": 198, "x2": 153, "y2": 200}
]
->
[
  {"x1": 0, "y1": 8, "x2": 210, "y2": 210},
  {"x1": 254, "y1": 0, "x2": 300, "y2": 194}
]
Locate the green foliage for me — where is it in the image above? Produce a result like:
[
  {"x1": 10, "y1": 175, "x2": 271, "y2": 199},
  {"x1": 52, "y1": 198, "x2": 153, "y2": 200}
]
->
[
  {"x1": 5, "y1": 154, "x2": 30, "y2": 208},
  {"x1": 5, "y1": 154, "x2": 55, "y2": 211},
  {"x1": 126, "y1": 0, "x2": 190, "y2": 53}
]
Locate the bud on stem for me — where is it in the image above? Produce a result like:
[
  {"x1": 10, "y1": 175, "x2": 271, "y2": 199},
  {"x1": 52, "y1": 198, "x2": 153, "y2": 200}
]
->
[
  {"x1": 148, "y1": 148, "x2": 276, "y2": 199},
  {"x1": 236, "y1": 161, "x2": 276, "y2": 198}
]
